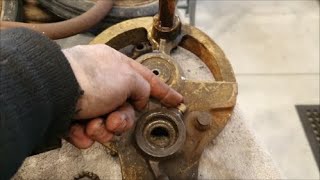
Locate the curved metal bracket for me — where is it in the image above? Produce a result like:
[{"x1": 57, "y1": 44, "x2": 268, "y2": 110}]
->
[{"x1": 90, "y1": 16, "x2": 237, "y2": 180}]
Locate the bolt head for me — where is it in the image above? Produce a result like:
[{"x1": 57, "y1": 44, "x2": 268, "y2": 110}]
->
[{"x1": 195, "y1": 112, "x2": 212, "y2": 131}]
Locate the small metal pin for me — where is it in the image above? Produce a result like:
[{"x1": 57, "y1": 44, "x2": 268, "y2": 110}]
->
[{"x1": 177, "y1": 103, "x2": 187, "y2": 114}]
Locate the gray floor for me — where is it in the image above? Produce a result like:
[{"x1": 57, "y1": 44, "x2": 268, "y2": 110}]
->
[
  {"x1": 191, "y1": 0, "x2": 319, "y2": 179},
  {"x1": 56, "y1": 1, "x2": 320, "y2": 179}
]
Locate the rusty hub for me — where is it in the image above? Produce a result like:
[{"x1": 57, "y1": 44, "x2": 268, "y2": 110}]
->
[
  {"x1": 135, "y1": 106, "x2": 186, "y2": 158},
  {"x1": 90, "y1": 0, "x2": 238, "y2": 179}
]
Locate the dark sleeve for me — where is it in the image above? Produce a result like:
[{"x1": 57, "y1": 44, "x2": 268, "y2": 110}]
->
[{"x1": 0, "y1": 28, "x2": 81, "y2": 179}]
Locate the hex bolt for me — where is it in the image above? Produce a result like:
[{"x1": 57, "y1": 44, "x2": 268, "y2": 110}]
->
[{"x1": 195, "y1": 112, "x2": 212, "y2": 131}]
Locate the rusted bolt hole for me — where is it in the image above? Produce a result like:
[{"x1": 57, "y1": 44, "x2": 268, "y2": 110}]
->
[
  {"x1": 135, "y1": 43, "x2": 146, "y2": 51},
  {"x1": 149, "y1": 126, "x2": 171, "y2": 148},
  {"x1": 152, "y1": 69, "x2": 160, "y2": 76}
]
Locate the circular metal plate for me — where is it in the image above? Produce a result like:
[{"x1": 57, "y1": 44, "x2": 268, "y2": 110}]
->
[
  {"x1": 136, "y1": 52, "x2": 182, "y2": 88},
  {"x1": 90, "y1": 17, "x2": 238, "y2": 179}
]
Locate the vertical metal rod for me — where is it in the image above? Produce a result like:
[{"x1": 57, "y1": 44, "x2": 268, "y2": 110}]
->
[
  {"x1": 188, "y1": 0, "x2": 197, "y2": 26},
  {"x1": 159, "y1": 0, "x2": 176, "y2": 28}
]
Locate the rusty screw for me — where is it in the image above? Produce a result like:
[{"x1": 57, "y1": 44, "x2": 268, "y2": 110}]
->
[{"x1": 194, "y1": 112, "x2": 212, "y2": 131}]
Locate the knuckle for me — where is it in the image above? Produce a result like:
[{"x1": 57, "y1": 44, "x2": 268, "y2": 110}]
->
[
  {"x1": 123, "y1": 71, "x2": 137, "y2": 86},
  {"x1": 77, "y1": 142, "x2": 93, "y2": 149}
]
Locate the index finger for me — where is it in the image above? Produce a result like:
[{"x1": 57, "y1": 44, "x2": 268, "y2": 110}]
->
[{"x1": 124, "y1": 56, "x2": 183, "y2": 107}]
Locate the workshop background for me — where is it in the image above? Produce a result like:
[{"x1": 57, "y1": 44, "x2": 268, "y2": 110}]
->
[{"x1": 1, "y1": 0, "x2": 319, "y2": 179}]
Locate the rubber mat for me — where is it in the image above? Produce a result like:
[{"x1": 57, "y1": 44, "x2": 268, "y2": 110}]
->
[{"x1": 296, "y1": 105, "x2": 320, "y2": 169}]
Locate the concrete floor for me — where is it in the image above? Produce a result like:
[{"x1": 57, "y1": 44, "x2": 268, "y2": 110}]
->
[
  {"x1": 56, "y1": 1, "x2": 320, "y2": 179},
  {"x1": 190, "y1": 0, "x2": 319, "y2": 179}
]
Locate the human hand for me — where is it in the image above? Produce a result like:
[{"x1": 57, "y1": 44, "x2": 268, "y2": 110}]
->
[{"x1": 62, "y1": 44, "x2": 183, "y2": 148}]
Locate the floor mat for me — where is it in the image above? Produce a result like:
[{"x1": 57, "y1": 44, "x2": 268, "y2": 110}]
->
[{"x1": 296, "y1": 105, "x2": 320, "y2": 170}]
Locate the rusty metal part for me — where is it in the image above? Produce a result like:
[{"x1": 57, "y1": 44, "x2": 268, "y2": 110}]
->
[
  {"x1": 137, "y1": 52, "x2": 183, "y2": 90},
  {"x1": 135, "y1": 107, "x2": 186, "y2": 158},
  {"x1": 152, "y1": 0, "x2": 181, "y2": 42},
  {"x1": 131, "y1": 42, "x2": 153, "y2": 59},
  {"x1": 189, "y1": 111, "x2": 212, "y2": 131},
  {"x1": 90, "y1": 0, "x2": 237, "y2": 178},
  {"x1": 0, "y1": 0, "x2": 112, "y2": 39},
  {"x1": 149, "y1": 160, "x2": 169, "y2": 180},
  {"x1": 159, "y1": 0, "x2": 175, "y2": 28},
  {"x1": 152, "y1": 14, "x2": 181, "y2": 42}
]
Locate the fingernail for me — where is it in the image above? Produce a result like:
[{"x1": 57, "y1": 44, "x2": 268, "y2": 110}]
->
[
  {"x1": 115, "y1": 114, "x2": 127, "y2": 131},
  {"x1": 92, "y1": 121, "x2": 104, "y2": 137}
]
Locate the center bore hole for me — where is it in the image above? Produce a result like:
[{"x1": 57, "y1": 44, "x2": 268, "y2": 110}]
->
[
  {"x1": 152, "y1": 69, "x2": 160, "y2": 76},
  {"x1": 149, "y1": 126, "x2": 171, "y2": 147},
  {"x1": 151, "y1": 127, "x2": 169, "y2": 138}
]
